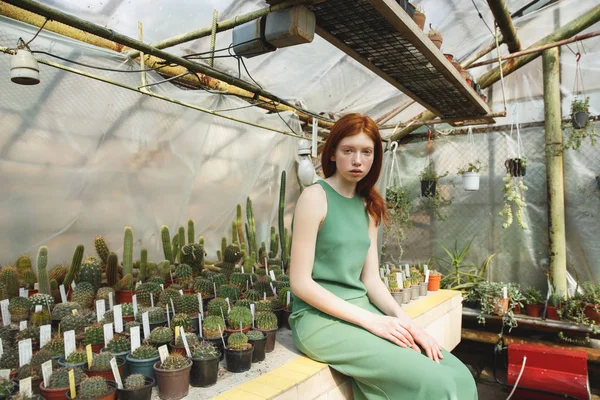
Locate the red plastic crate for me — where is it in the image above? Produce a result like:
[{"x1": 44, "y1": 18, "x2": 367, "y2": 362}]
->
[{"x1": 507, "y1": 344, "x2": 589, "y2": 400}]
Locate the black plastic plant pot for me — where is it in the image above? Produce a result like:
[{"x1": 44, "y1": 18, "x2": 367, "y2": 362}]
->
[
  {"x1": 272, "y1": 308, "x2": 283, "y2": 329},
  {"x1": 204, "y1": 334, "x2": 227, "y2": 361},
  {"x1": 149, "y1": 320, "x2": 168, "y2": 331},
  {"x1": 260, "y1": 328, "x2": 278, "y2": 353},
  {"x1": 117, "y1": 377, "x2": 154, "y2": 400},
  {"x1": 420, "y1": 180, "x2": 437, "y2": 197},
  {"x1": 225, "y1": 345, "x2": 254, "y2": 373},
  {"x1": 505, "y1": 158, "x2": 526, "y2": 177},
  {"x1": 190, "y1": 316, "x2": 199, "y2": 333},
  {"x1": 126, "y1": 355, "x2": 160, "y2": 384},
  {"x1": 572, "y1": 112, "x2": 589, "y2": 129},
  {"x1": 190, "y1": 355, "x2": 220, "y2": 387},
  {"x1": 247, "y1": 332, "x2": 267, "y2": 363}
]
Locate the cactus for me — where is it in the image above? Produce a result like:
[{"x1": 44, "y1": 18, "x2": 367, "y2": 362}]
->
[
  {"x1": 244, "y1": 289, "x2": 261, "y2": 302},
  {"x1": 228, "y1": 332, "x2": 249, "y2": 350},
  {"x1": 235, "y1": 204, "x2": 245, "y2": 248},
  {"x1": 42, "y1": 337, "x2": 65, "y2": 357},
  {"x1": 121, "y1": 302, "x2": 134, "y2": 317},
  {"x1": 246, "y1": 330, "x2": 264, "y2": 341},
  {"x1": 60, "y1": 313, "x2": 87, "y2": 334},
  {"x1": 193, "y1": 278, "x2": 213, "y2": 297},
  {"x1": 174, "y1": 264, "x2": 192, "y2": 284},
  {"x1": 207, "y1": 298, "x2": 228, "y2": 317},
  {"x1": 211, "y1": 273, "x2": 227, "y2": 287},
  {"x1": 52, "y1": 302, "x2": 80, "y2": 320},
  {"x1": 49, "y1": 264, "x2": 69, "y2": 284},
  {"x1": 246, "y1": 197, "x2": 257, "y2": 255},
  {"x1": 8, "y1": 297, "x2": 31, "y2": 322},
  {"x1": 22, "y1": 270, "x2": 37, "y2": 290},
  {"x1": 187, "y1": 219, "x2": 195, "y2": 245},
  {"x1": 256, "y1": 311, "x2": 278, "y2": 330},
  {"x1": 29, "y1": 293, "x2": 54, "y2": 311},
  {"x1": 30, "y1": 309, "x2": 51, "y2": 327},
  {"x1": 129, "y1": 344, "x2": 159, "y2": 360},
  {"x1": 174, "y1": 332, "x2": 199, "y2": 348},
  {"x1": 94, "y1": 236, "x2": 110, "y2": 265},
  {"x1": 192, "y1": 341, "x2": 219, "y2": 359},
  {"x1": 171, "y1": 233, "x2": 180, "y2": 264},
  {"x1": 124, "y1": 321, "x2": 140, "y2": 333},
  {"x1": 158, "y1": 353, "x2": 190, "y2": 370},
  {"x1": 16, "y1": 326, "x2": 40, "y2": 341},
  {"x1": 48, "y1": 366, "x2": 85, "y2": 389},
  {"x1": 90, "y1": 352, "x2": 112, "y2": 371},
  {"x1": 150, "y1": 327, "x2": 173, "y2": 344},
  {"x1": 171, "y1": 313, "x2": 192, "y2": 332},
  {"x1": 198, "y1": 236, "x2": 204, "y2": 246},
  {"x1": 217, "y1": 285, "x2": 240, "y2": 301},
  {"x1": 36, "y1": 246, "x2": 51, "y2": 295},
  {"x1": 102, "y1": 310, "x2": 114, "y2": 324},
  {"x1": 253, "y1": 280, "x2": 271, "y2": 296},
  {"x1": 181, "y1": 244, "x2": 204, "y2": 276},
  {"x1": 269, "y1": 226, "x2": 279, "y2": 259},
  {"x1": 107, "y1": 334, "x2": 130, "y2": 353},
  {"x1": 96, "y1": 287, "x2": 115, "y2": 305},
  {"x1": 279, "y1": 287, "x2": 292, "y2": 310},
  {"x1": 113, "y1": 274, "x2": 134, "y2": 291},
  {"x1": 65, "y1": 348, "x2": 88, "y2": 364},
  {"x1": 105, "y1": 252, "x2": 118, "y2": 288},
  {"x1": 72, "y1": 282, "x2": 95, "y2": 309},
  {"x1": 203, "y1": 315, "x2": 225, "y2": 338},
  {"x1": 139, "y1": 248, "x2": 148, "y2": 282},
  {"x1": 226, "y1": 306, "x2": 253, "y2": 330},
  {"x1": 178, "y1": 225, "x2": 185, "y2": 248},
  {"x1": 221, "y1": 244, "x2": 243, "y2": 280},
  {"x1": 139, "y1": 307, "x2": 166, "y2": 324},
  {"x1": 79, "y1": 376, "x2": 110, "y2": 398},
  {"x1": 255, "y1": 299, "x2": 273, "y2": 313},
  {"x1": 124, "y1": 373, "x2": 146, "y2": 390},
  {"x1": 83, "y1": 324, "x2": 104, "y2": 345},
  {"x1": 79, "y1": 256, "x2": 101, "y2": 290},
  {"x1": 0, "y1": 266, "x2": 19, "y2": 299},
  {"x1": 231, "y1": 221, "x2": 238, "y2": 244},
  {"x1": 177, "y1": 294, "x2": 199, "y2": 315},
  {"x1": 16, "y1": 254, "x2": 32, "y2": 274},
  {"x1": 0, "y1": 348, "x2": 19, "y2": 370},
  {"x1": 135, "y1": 282, "x2": 161, "y2": 307},
  {"x1": 123, "y1": 227, "x2": 133, "y2": 283},
  {"x1": 235, "y1": 299, "x2": 251, "y2": 309},
  {"x1": 63, "y1": 245, "x2": 84, "y2": 289},
  {"x1": 160, "y1": 226, "x2": 174, "y2": 264}
]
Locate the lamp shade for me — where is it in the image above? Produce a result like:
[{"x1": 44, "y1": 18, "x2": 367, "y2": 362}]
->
[
  {"x1": 11, "y1": 49, "x2": 40, "y2": 85},
  {"x1": 298, "y1": 158, "x2": 316, "y2": 186}
]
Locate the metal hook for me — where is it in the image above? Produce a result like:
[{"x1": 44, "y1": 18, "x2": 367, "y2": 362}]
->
[
  {"x1": 576, "y1": 52, "x2": 581, "y2": 62},
  {"x1": 390, "y1": 141, "x2": 398, "y2": 152}
]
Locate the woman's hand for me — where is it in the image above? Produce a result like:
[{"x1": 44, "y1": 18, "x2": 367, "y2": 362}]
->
[
  {"x1": 361, "y1": 313, "x2": 416, "y2": 349},
  {"x1": 411, "y1": 327, "x2": 444, "y2": 363}
]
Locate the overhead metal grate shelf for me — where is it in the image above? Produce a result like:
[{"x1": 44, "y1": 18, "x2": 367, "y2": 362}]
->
[{"x1": 304, "y1": 0, "x2": 494, "y2": 123}]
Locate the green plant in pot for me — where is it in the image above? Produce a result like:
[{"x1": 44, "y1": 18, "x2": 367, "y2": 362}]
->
[
  {"x1": 171, "y1": 314, "x2": 192, "y2": 333},
  {"x1": 246, "y1": 330, "x2": 267, "y2": 363},
  {"x1": 225, "y1": 332, "x2": 253, "y2": 373},
  {"x1": 417, "y1": 184, "x2": 452, "y2": 221},
  {"x1": 86, "y1": 352, "x2": 124, "y2": 382},
  {"x1": 72, "y1": 376, "x2": 116, "y2": 400},
  {"x1": 580, "y1": 281, "x2": 600, "y2": 325},
  {"x1": 119, "y1": 373, "x2": 153, "y2": 400},
  {"x1": 419, "y1": 162, "x2": 448, "y2": 197},
  {"x1": 570, "y1": 96, "x2": 591, "y2": 130},
  {"x1": 523, "y1": 286, "x2": 545, "y2": 317},
  {"x1": 0, "y1": 377, "x2": 17, "y2": 400},
  {"x1": 150, "y1": 327, "x2": 174, "y2": 347},
  {"x1": 256, "y1": 311, "x2": 278, "y2": 353},
  {"x1": 457, "y1": 160, "x2": 483, "y2": 191},
  {"x1": 464, "y1": 281, "x2": 518, "y2": 337},
  {"x1": 83, "y1": 324, "x2": 104, "y2": 353},
  {"x1": 170, "y1": 332, "x2": 199, "y2": 357},
  {"x1": 60, "y1": 348, "x2": 87, "y2": 368},
  {"x1": 126, "y1": 344, "x2": 160, "y2": 383},
  {"x1": 547, "y1": 292, "x2": 564, "y2": 321},
  {"x1": 153, "y1": 353, "x2": 192, "y2": 400},
  {"x1": 105, "y1": 334, "x2": 131, "y2": 356},
  {"x1": 190, "y1": 341, "x2": 220, "y2": 388},
  {"x1": 382, "y1": 184, "x2": 412, "y2": 264},
  {"x1": 42, "y1": 366, "x2": 86, "y2": 399},
  {"x1": 225, "y1": 306, "x2": 253, "y2": 332},
  {"x1": 42, "y1": 337, "x2": 65, "y2": 358},
  {"x1": 499, "y1": 173, "x2": 528, "y2": 229}
]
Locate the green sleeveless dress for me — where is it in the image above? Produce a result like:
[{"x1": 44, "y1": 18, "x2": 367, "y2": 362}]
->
[{"x1": 289, "y1": 180, "x2": 477, "y2": 399}]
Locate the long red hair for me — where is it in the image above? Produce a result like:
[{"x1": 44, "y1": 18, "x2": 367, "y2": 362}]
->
[{"x1": 321, "y1": 113, "x2": 388, "y2": 226}]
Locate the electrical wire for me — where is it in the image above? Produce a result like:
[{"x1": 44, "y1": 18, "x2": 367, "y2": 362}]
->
[
  {"x1": 505, "y1": 356, "x2": 526, "y2": 400},
  {"x1": 470, "y1": 0, "x2": 495, "y2": 38},
  {"x1": 25, "y1": 18, "x2": 49, "y2": 46},
  {"x1": 31, "y1": 50, "x2": 174, "y2": 73}
]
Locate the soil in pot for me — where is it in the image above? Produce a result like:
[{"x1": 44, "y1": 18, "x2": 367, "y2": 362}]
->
[
  {"x1": 427, "y1": 275, "x2": 441, "y2": 291},
  {"x1": 524, "y1": 304, "x2": 543, "y2": 318},
  {"x1": 153, "y1": 359, "x2": 192, "y2": 400},
  {"x1": 247, "y1": 331, "x2": 267, "y2": 363},
  {"x1": 420, "y1": 180, "x2": 437, "y2": 197},
  {"x1": 67, "y1": 381, "x2": 117, "y2": 400},
  {"x1": 572, "y1": 112, "x2": 589, "y2": 129},
  {"x1": 546, "y1": 306, "x2": 560, "y2": 321},
  {"x1": 190, "y1": 355, "x2": 220, "y2": 387},
  {"x1": 118, "y1": 377, "x2": 154, "y2": 400},
  {"x1": 225, "y1": 345, "x2": 253, "y2": 373},
  {"x1": 126, "y1": 354, "x2": 160, "y2": 383}
]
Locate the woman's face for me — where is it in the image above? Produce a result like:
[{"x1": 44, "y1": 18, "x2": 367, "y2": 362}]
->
[{"x1": 331, "y1": 131, "x2": 375, "y2": 183}]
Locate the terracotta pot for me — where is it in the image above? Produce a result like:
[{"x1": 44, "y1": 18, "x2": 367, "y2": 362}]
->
[
  {"x1": 546, "y1": 306, "x2": 560, "y2": 321},
  {"x1": 84, "y1": 357, "x2": 125, "y2": 380},
  {"x1": 443, "y1": 53, "x2": 454, "y2": 62},
  {"x1": 89, "y1": 343, "x2": 103, "y2": 354},
  {"x1": 183, "y1": 289, "x2": 194, "y2": 295},
  {"x1": 512, "y1": 304, "x2": 522, "y2": 314},
  {"x1": 153, "y1": 359, "x2": 192, "y2": 400},
  {"x1": 123, "y1": 315, "x2": 135, "y2": 323},
  {"x1": 67, "y1": 381, "x2": 117, "y2": 400},
  {"x1": 466, "y1": 78, "x2": 473, "y2": 87},
  {"x1": 116, "y1": 290, "x2": 134, "y2": 304},
  {"x1": 259, "y1": 328, "x2": 277, "y2": 353},
  {"x1": 429, "y1": 35, "x2": 442, "y2": 49},
  {"x1": 525, "y1": 303, "x2": 543, "y2": 318},
  {"x1": 28, "y1": 289, "x2": 39, "y2": 296},
  {"x1": 584, "y1": 304, "x2": 600, "y2": 324},
  {"x1": 413, "y1": 11, "x2": 426, "y2": 30},
  {"x1": 427, "y1": 275, "x2": 441, "y2": 291},
  {"x1": 40, "y1": 382, "x2": 69, "y2": 400},
  {"x1": 491, "y1": 297, "x2": 509, "y2": 315}
]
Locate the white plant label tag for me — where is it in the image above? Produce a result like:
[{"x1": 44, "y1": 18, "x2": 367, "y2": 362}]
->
[
  {"x1": 113, "y1": 305, "x2": 123, "y2": 333},
  {"x1": 59, "y1": 285, "x2": 67, "y2": 303},
  {"x1": 287, "y1": 291, "x2": 291, "y2": 306},
  {"x1": 197, "y1": 293, "x2": 203, "y2": 317},
  {"x1": 40, "y1": 325, "x2": 52, "y2": 348},
  {"x1": 405, "y1": 264, "x2": 410, "y2": 278},
  {"x1": 130, "y1": 326, "x2": 141, "y2": 353},
  {"x1": 160, "y1": 284, "x2": 164, "y2": 291},
  {"x1": 380, "y1": 268, "x2": 385, "y2": 278},
  {"x1": 179, "y1": 290, "x2": 184, "y2": 296},
  {"x1": 198, "y1": 315, "x2": 203, "y2": 338},
  {"x1": 19, "y1": 288, "x2": 28, "y2": 298},
  {"x1": 503, "y1": 286, "x2": 508, "y2": 299},
  {"x1": 424, "y1": 264, "x2": 429, "y2": 274},
  {"x1": 0, "y1": 338, "x2": 3, "y2": 358},
  {"x1": 425, "y1": 271, "x2": 430, "y2": 283},
  {"x1": 19, "y1": 321, "x2": 27, "y2": 331},
  {"x1": 110, "y1": 357, "x2": 123, "y2": 389},
  {"x1": 71, "y1": 281, "x2": 76, "y2": 290},
  {"x1": 269, "y1": 270, "x2": 276, "y2": 281},
  {"x1": 42, "y1": 360, "x2": 53, "y2": 388},
  {"x1": 19, "y1": 377, "x2": 32, "y2": 397},
  {"x1": 402, "y1": 271, "x2": 406, "y2": 281},
  {"x1": 64, "y1": 330, "x2": 76, "y2": 358},
  {"x1": 0, "y1": 370, "x2": 9, "y2": 380},
  {"x1": 263, "y1": 292, "x2": 267, "y2": 301},
  {"x1": 386, "y1": 264, "x2": 390, "y2": 274},
  {"x1": 218, "y1": 325, "x2": 226, "y2": 348},
  {"x1": 18, "y1": 339, "x2": 33, "y2": 367},
  {"x1": 103, "y1": 323, "x2": 114, "y2": 347},
  {"x1": 35, "y1": 305, "x2": 42, "y2": 313},
  {"x1": 213, "y1": 283, "x2": 217, "y2": 297},
  {"x1": 384, "y1": 277, "x2": 389, "y2": 288},
  {"x1": 250, "y1": 303, "x2": 256, "y2": 328},
  {"x1": 225, "y1": 298, "x2": 231, "y2": 314},
  {"x1": 169, "y1": 299, "x2": 175, "y2": 317},
  {"x1": 108, "y1": 292, "x2": 114, "y2": 310},
  {"x1": 150, "y1": 293, "x2": 154, "y2": 308},
  {"x1": 96, "y1": 299, "x2": 106, "y2": 322},
  {"x1": 0, "y1": 300, "x2": 10, "y2": 326},
  {"x1": 180, "y1": 326, "x2": 191, "y2": 357},
  {"x1": 142, "y1": 312, "x2": 150, "y2": 339},
  {"x1": 270, "y1": 283, "x2": 276, "y2": 295},
  {"x1": 132, "y1": 295, "x2": 138, "y2": 318},
  {"x1": 158, "y1": 345, "x2": 169, "y2": 363}
]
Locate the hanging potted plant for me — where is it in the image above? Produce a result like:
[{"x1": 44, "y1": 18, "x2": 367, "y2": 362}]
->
[
  {"x1": 572, "y1": 96, "x2": 590, "y2": 130},
  {"x1": 523, "y1": 286, "x2": 544, "y2": 318},
  {"x1": 457, "y1": 160, "x2": 482, "y2": 191},
  {"x1": 412, "y1": 3, "x2": 425, "y2": 30},
  {"x1": 564, "y1": 97, "x2": 597, "y2": 150},
  {"x1": 126, "y1": 344, "x2": 160, "y2": 383},
  {"x1": 153, "y1": 353, "x2": 192, "y2": 400},
  {"x1": 225, "y1": 332, "x2": 254, "y2": 373},
  {"x1": 427, "y1": 25, "x2": 443, "y2": 49},
  {"x1": 420, "y1": 162, "x2": 441, "y2": 197},
  {"x1": 499, "y1": 173, "x2": 528, "y2": 230},
  {"x1": 190, "y1": 341, "x2": 221, "y2": 388}
]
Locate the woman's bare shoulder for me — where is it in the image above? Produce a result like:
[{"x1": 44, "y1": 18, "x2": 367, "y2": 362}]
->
[{"x1": 295, "y1": 183, "x2": 327, "y2": 217}]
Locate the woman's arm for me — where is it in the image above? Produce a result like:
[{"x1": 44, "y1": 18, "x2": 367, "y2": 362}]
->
[{"x1": 289, "y1": 185, "x2": 414, "y2": 349}]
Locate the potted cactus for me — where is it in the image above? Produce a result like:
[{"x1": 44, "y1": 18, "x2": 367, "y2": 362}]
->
[
  {"x1": 40, "y1": 366, "x2": 86, "y2": 400},
  {"x1": 0, "y1": 377, "x2": 18, "y2": 400},
  {"x1": 202, "y1": 315, "x2": 227, "y2": 361},
  {"x1": 84, "y1": 352, "x2": 125, "y2": 381},
  {"x1": 190, "y1": 341, "x2": 220, "y2": 388},
  {"x1": 246, "y1": 330, "x2": 267, "y2": 363},
  {"x1": 103, "y1": 334, "x2": 131, "y2": 359},
  {"x1": 225, "y1": 332, "x2": 253, "y2": 373},
  {"x1": 410, "y1": 277, "x2": 420, "y2": 300},
  {"x1": 524, "y1": 287, "x2": 544, "y2": 317},
  {"x1": 256, "y1": 311, "x2": 278, "y2": 353},
  {"x1": 118, "y1": 374, "x2": 154, "y2": 400},
  {"x1": 8, "y1": 296, "x2": 31, "y2": 322},
  {"x1": 547, "y1": 292, "x2": 563, "y2": 321},
  {"x1": 126, "y1": 344, "x2": 160, "y2": 383},
  {"x1": 279, "y1": 288, "x2": 293, "y2": 329},
  {"x1": 225, "y1": 306, "x2": 253, "y2": 334},
  {"x1": 388, "y1": 278, "x2": 403, "y2": 305},
  {"x1": 168, "y1": 332, "x2": 199, "y2": 357},
  {"x1": 401, "y1": 280, "x2": 411, "y2": 304},
  {"x1": 175, "y1": 294, "x2": 200, "y2": 332},
  {"x1": 136, "y1": 307, "x2": 167, "y2": 331},
  {"x1": 153, "y1": 353, "x2": 192, "y2": 400},
  {"x1": 417, "y1": 274, "x2": 428, "y2": 297},
  {"x1": 427, "y1": 270, "x2": 442, "y2": 291},
  {"x1": 16, "y1": 349, "x2": 52, "y2": 395},
  {"x1": 149, "y1": 327, "x2": 173, "y2": 348},
  {"x1": 170, "y1": 314, "x2": 192, "y2": 333},
  {"x1": 59, "y1": 348, "x2": 87, "y2": 369},
  {"x1": 67, "y1": 376, "x2": 117, "y2": 400},
  {"x1": 427, "y1": 25, "x2": 443, "y2": 49},
  {"x1": 121, "y1": 303, "x2": 135, "y2": 323},
  {"x1": 83, "y1": 324, "x2": 105, "y2": 354},
  {"x1": 42, "y1": 337, "x2": 65, "y2": 360}
]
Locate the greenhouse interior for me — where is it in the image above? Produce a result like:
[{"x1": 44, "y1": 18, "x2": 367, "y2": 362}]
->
[{"x1": 0, "y1": 0, "x2": 599, "y2": 399}]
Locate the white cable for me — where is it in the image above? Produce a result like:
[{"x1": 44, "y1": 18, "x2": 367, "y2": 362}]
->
[{"x1": 506, "y1": 356, "x2": 527, "y2": 400}]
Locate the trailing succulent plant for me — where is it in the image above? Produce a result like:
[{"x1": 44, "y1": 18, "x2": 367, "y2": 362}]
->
[
  {"x1": 8, "y1": 297, "x2": 31, "y2": 322},
  {"x1": 203, "y1": 315, "x2": 225, "y2": 338},
  {"x1": 47, "y1": 366, "x2": 86, "y2": 389},
  {"x1": 30, "y1": 309, "x2": 51, "y2": 327},
  {"x1": 150, "y1": 327, "x2": 173, "y2": 344},
  {"x1": 129, "y1": 344, "x2": 159, "y2": 360},
  {"x1": 51, "y1": 302, "x2": 80, "y2": 320},
  {"x1": 65, "y1": 348, "x2": 88, "y2": 364},
  {"x1": 79, "y1": 256, "x2": 102, "y2": 290},
  {"x1": 192, "y1": 341, "x2": 220, "y2": 359},
  {"x1": 207, "y1": 298, "x2": 228, "y2": 317},
  {"x1": 256, "y1": 311, "x2": 278, "y2": 331},
  {"x1": 228, "y1": 332, "x2": 249, "y2": 350},
  {"x1": 246, "y1": 330, "x2": 264, "y2": 341},
  {"x1": 0, "y1": 348, "x2": 19, "y2": 370},
  {"x1": 106, "y1": 334, "x2": 130, "y2": 354},
  {"x1": 174, "y1": 332, "x2": 199, "y2": 347},
  {"x1": 79, "y1": 376, "x2": 111, "y2": 399},
  {"x1": 42, "y1": 337, "x2": 65, "y2": 357},
  {"x1": 90, "y1": 352, "x2": 113, "y2": 371},
  {"x1": 60, "y1": 313, "x2": 88, "y2": 335},
  {"x1": 157, "y1": 353, "x2": 190, "y2": 370},
  {"x1": 177, "y1": 294, "x2": 199, "y2": 315},
  {"x1": 135, "y1": 282, "x2": 162, "y2": 307},
  {"x1": 226, "y1": 306, "x2": 253, "y2": 330},
  {"x1": 124, "y1": 373, "x2": 147, "y2": 390},
  {"x1": 171, "y1": 313, "x2": 192, "y2": 332},
  {"x1": 217, "y1": 285, "x2": 240, "y2": 301}
]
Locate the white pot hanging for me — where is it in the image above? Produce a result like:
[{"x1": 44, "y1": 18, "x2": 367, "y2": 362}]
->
[
  {"x1": 11, "y1": 48, "x2": 40, "y2": 85},
  {"x1": 462, "y1": 172, "x2": 480, "y2": 191}
]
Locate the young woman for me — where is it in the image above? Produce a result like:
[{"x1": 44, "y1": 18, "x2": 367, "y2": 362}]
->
[{"x1": 289, "y1": 114, "x2": 477, "y2": 399}]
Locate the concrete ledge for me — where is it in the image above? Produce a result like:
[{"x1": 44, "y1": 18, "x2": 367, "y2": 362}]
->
[{"x1": 211, "y1": 290, "x2": 463, "y2": 400}]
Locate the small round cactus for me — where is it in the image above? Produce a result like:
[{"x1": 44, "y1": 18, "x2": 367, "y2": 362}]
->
[
  {"x1": 42, "y1": 337, "x2": 65, "y2": 357},
  {"x1": 79, "y1": 376, "x2": 110, "y2": 399},
  {"x1": 158, "y1": 353, "x2": 190, "y2": 370},
  {"x1": 72, "y1": 282, "x2": 96, "y2": 309},
  {"x1": 256, "y1": 311, "x2": 278, "y2": 331},
  {"x1": 124, "y1": 373, "x2": 147, "y2": 390},
  {"x1": 51, "y1": 302, "x2": 80, "y2": 320},
  {"x1": 89, "y1": 352, "x2": 113, "y2": 371},
  {"x1": 177, "y1": 294, "x2": 199, "y2": 315},
  {"x1": 217, "y1": 285, "x2": 240, "y2": 301},
  {"x1": 228, "y1": 332, "x2": 249, "y2": 350},
  {"x1": 202, "y1": 315, "x2": 225, "y2": 338},
  {"x1": 207, "y1": 298, "x2": 228, "y2": 317},
  {"x1": 83, "y1": 324, "x2": 104, "y2": 346},
  {"x1": 244, "y1": 289, "x2": 261, "y2": 302},
  {"x1": 226, "y1": 306, "x2": 253, "y2": 330},
  {"x1": 106, "y1": 334, "x2": 130, "y2": 354},
  {"x1": 8, "y1": 297, "x2": 31, "y2": 322},
  {"x1": 30, "y1": 309, "x2": 51, "y2": 327},
  {"x1": 60, "y1": 313, "x2": 88, "y2": 335},
  {"x1": 135, "y1": 282, "x2": 162, "y2": 307},
  {"x1": 171, "y1": 313, "x2": 192, "y2": 332},
  {"x1": 149, "y1": 327, "x2": 173, "y2": 345},
  {"x1": 246, "y1": 330, "x2": 264, "y2": 341},
  {"x1": 65, "y1": 348, "x2": 87, "y2": 364},
  {"x1": 48, "y1": 366, "x2": 86, "y2": 389},
  {"x1": 192, "y1": 341, "x2": 219, "y2": 359},
  {"x1": 174, "y1": 332, "x2": 199, "y2": 347},
  {"x1": 129, "y1": 344, "x2": 158, "y2": 360}
]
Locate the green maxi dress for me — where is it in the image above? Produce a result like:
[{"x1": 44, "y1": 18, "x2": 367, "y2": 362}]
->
[{"x1": 289, "y1": 180, "x2": 477, "y2": 400}]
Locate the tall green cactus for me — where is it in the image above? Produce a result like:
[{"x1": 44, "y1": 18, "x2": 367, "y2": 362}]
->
[
  {"x1": 188, "y1": 220, "x2": 195, "y2": 245},
  {"x1": 107, "y1": 252, "x2": 118, "y2": 287},
  {"x1": 236, "y1": 204, "x2": 244, "y2": 247},
  {"x1": 269, "y1": 226, "x2": 278, "y2": 258},
  {"x1": 94, "y1": 236, "x2": 110, "y2": 265},
  {"x1": 123, "y1": 227, "x2": 133, "y2": 277},
  {"x1": 198, "y1": 236, "x2": 204, "y2": 246},
  {"x1": 140, "y1": 249, "x2": 148, "y2": 282},
  {"x1": 172, "y1": 233, "x2": 180, "y2": 263},
  {"x1": 246, "y1": 197, "x2": 257, "y2": 255},
  {"x1": 63, "y1": 245, "x2": 84, "y2": 289},
  {"x1": 231, "y1": 221, "x2": 238, "y2": 245},
  {"x1": 220, "y1": 237, "x2": 227, "y2": 262},
  {"x1": 37, "y1": 246, "x2": 51, "y2": 295},
  {"x1": 285, "y1": 230, "x2": 292, "y2": 268},
  {"x1": 160, "y1": 226, "x2": 173, "y2": 264},
  {"x1": 278, "y1": 171, "x2": 287, "y2": 267},
  {"x1": 178, "y1": 226, "x2": 185, "y2": 248}
]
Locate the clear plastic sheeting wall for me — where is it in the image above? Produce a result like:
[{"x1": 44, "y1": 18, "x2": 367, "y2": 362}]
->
[
  {"x1": 0, "y1": 17, "x2": 299, "y2": 265},
  {"x1": 380, "y1": 122, "x2": 600, "y2": 289}
]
